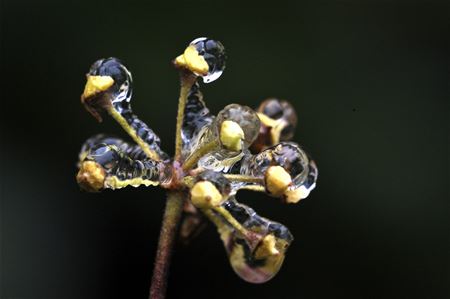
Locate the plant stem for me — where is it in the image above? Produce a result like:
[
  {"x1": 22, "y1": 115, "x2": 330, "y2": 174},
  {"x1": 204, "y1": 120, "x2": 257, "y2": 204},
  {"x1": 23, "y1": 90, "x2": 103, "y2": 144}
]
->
[
  {"x1": 106, "y1": 106, "x2": 161, "y2": 161},
  {"x1": 149, "y1": 191, "x2": 184, "y2": 299},
  {"x1": 174, "y1": 72, "x2": 196, "y2": 161},
  {"x1": 237, "y1": 185, "x2": 266, "y2": 192},
  {"x1": 149, "y1": 70, "x2": 196, "y2": 298},
  {"x1": 223, "y1": 174, "x2": 264, "y2": 184}
]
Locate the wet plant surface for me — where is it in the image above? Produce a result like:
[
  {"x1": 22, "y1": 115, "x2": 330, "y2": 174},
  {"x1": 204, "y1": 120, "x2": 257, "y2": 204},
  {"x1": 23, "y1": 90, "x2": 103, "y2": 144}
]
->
[{"x1": 76, "y1": 38, "x2": 318, "y2": 298}]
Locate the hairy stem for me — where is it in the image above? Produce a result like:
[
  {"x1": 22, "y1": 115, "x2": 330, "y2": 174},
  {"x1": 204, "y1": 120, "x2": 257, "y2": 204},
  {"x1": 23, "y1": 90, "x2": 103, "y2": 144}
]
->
[
  {"x1": 174, "y1": 72, "x2": 196, "y2": 161},
  {"x1": 150, "y1": 70, "x2": 197, "y2": 299},
  {"x1": 149, "y1": 191, "x2": 184, "y2": 299}
]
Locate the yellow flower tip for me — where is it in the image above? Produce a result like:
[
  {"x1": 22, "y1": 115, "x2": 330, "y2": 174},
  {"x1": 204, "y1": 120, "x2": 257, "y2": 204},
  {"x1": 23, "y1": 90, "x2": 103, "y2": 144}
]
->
[
  {"x1": 265, "y1": 166, "x2": 292, "y2": 196},
  {"x1": 220, "y1": 120, "x2": 245, "y2": 151},
  {"x1": 190, "y1": 181, "x2": 223, "y2": 209},
  {"x1": 284, "y1": 188, "x2": 303, "y2": 204},
  {"x1": 255, "y1": 234, "x2": 280, "y2": 259},
  {"x1": 284, "y1": 186, "x2": 310, "y2": 204},
  {"x1": 82, "y1": 75, "x2": 114, "y2": 100},
  {"x1": 174, "y1": 54, "x2": 187, "y2": 67},
  {"x1": 76, "y1": 161, "x2": 106, "y2": 192},
  {"x1": 174, "y1": 45, "x2": 209, "y2": 75},
  {"x1": 257, "y1": 112, "x2": 282, "y2": 145},
  {"x1": 257, "y1": 113, "x2": 277, "y2": 128}
]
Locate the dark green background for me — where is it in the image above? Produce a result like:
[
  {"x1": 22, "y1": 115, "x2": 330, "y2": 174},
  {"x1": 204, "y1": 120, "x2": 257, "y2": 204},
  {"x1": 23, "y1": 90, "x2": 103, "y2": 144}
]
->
[{"x1": 1, "y1": 0, "x2": 448, "y2": 298}]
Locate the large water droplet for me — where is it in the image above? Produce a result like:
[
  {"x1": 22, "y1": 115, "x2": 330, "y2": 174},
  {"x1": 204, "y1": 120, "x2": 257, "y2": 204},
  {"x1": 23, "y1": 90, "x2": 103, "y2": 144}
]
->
[
  {"x1": 286, "y1": 158, "x2": 318, "y2": 200},
  {"x1": 216, "y1": 104, "x2": 261, "y2": 150},
  {"x1": 190, "y1": 37, "x2": 226, "y2": 83},
  {"x1": 239, "y1": 142, "x2": 317, "y2": 198},
  {"x1": 257, "y1": 98, "x2": 298, "y2": 141},
  {"x1": 88, "y1": 57, "x2": 133, "y2": 101},
  {"x1": 211, "y1": 198, "x2": 293, "y2": 283}
]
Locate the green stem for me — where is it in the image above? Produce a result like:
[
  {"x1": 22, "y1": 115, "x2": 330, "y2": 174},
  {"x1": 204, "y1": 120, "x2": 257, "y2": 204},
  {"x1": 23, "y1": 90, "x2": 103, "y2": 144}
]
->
[
  {"x1": 149, "y1": 191, "x2": 184, "y2": 299},
  {"x1": 106, "y1": 106, "x2": 161, "y2": 161}
]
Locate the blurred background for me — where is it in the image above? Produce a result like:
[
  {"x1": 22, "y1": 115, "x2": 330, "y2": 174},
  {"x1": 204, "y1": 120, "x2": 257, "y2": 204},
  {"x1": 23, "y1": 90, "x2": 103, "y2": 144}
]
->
[{"x1": 1, "y1": 0, "x2": 448, "y2": 298}]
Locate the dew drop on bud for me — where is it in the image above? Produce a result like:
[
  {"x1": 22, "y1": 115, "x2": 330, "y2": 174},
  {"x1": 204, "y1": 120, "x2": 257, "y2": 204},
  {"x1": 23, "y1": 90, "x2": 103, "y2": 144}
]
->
[
  {"x1": 240, "y1": 142, "x2": 318, "y2": 200},
  {"x1": 190, "y1": 37, "x2": 226, "y2": 83},
  {"x1": 257, "y1": 99, "x2": 298, "y2": 141},
  {"x1": 216, "y1": 104, "x2": 261, "y2": 149}
]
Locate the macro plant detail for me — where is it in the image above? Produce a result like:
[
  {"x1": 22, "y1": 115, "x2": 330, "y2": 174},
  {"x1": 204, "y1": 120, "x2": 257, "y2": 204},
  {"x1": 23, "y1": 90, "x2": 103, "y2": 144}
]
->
[{"x1": 76, "y1": 37, "x2": 318, "y2": 299}]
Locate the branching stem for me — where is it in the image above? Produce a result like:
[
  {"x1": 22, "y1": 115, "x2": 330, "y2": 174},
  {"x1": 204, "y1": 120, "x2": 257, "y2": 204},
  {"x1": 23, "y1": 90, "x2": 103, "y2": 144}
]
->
[{"x1": 149, "y1": 70, "x2": 197, "y2": 299}]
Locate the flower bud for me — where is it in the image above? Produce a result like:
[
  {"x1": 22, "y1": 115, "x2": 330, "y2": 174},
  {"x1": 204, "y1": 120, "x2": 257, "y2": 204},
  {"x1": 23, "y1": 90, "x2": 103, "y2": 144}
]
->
[
  {"x1": 175, "y1": 37, "x2": 226, "y2": 83},
  {"x1": 190, "y1": 170, "x2": 231, "y2": 208},
  {"x1": 76, "y1": 161, "x2": 106, "y2": 192},
  {"x1": 190, "y1": 181, "x2": 223, "y2": 208},
  {"x1": 254, "y1": 234, "x2": 280, "y2": 259},
  {"x1": 216, "y1": 104, "x2": 260, "y2": 150},
  {"x1": 265, "y1": 166, "x2": 292, "y2": 196},
  {"x1": 220, "y1": 120, "x2": 245, "y2": 151}
]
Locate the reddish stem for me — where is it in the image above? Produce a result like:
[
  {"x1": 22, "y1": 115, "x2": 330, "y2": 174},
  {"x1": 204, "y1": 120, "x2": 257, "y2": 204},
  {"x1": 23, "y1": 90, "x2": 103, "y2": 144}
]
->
[{"x1": 149, "y1": 191, "x2": 184, "y2": 299}]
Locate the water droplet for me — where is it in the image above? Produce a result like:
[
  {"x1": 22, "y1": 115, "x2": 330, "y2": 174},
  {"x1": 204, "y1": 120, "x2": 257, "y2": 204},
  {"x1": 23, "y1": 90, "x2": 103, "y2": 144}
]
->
[
  {"x1": 190, "y1": 37, "x2": 226, "y2": 83},
  {"x1": 216, "y1": 104, "x2": 261, "y2": 149},
  {"x1": 184, "y1": 104, "x2": 259, "y2": 165},
  {"x1": 198, "y1": 150, "x2": 246, "y2": 173},
  {"x1": 254, "y1": 99, "x2": 298, "y2": 150},
  {"x1": 211, "y1": 198, "x2": 293, "y2": 283},
  {"x1": 181, "y1": 82, "x2": 213, "y2": 157},
  {"x1": 88, "y1": 144, "x2": 120, "y2": 171},
  {"x1": 88, "y1": 57, "x2": 133, "y2": 102},
  {"x1": 196, "y1": 170, "x2": 231, "y2": 196},
  {"x1": 286, "y1": 158, "x2": 318, "y2": 200},
  {"x1": 240, "y1": 142, "x2": 316, "y2": 198}
]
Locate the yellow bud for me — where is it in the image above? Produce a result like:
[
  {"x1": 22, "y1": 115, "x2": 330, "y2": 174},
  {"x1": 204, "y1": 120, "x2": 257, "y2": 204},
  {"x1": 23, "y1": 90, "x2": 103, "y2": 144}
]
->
[
  {"x1": 265, "y1": 166, "x2": 292, "y2": 196},
  {"x1": 254, "y1": 234, "x2": 280, "y2": 259},
  {"x1": 284, "y1": 186, "x2": 309, "y2": 204},
  {"x1": 76, "y1": 161, "x2": 106, "y2": 192},
  {"x1": 220, "y1": 120, "x2": 244, "y2": 151},
  {"x1": 174, "y1": 54, "x2": 187, "y2": 67},
  {"x1": 82, "y1": 75, "x2": 114, "y2": 99},
  {"x1": 257, "y1": 112, "x2": 278, "y2": 128},
  {"x1": 190, "y1": 181, "x2": 223, "y2": 209},
  {"x1": 174, "y1": 45, "x2": 209, "y2": 75},
  {"x1": 256, "y1": 112, "x2": 283, "y2": 145}
]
